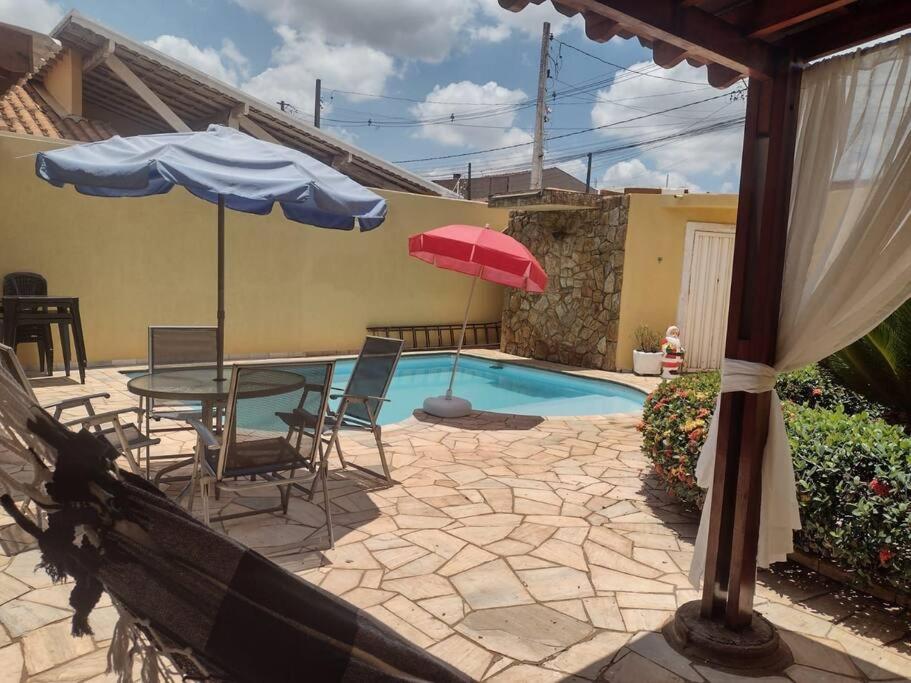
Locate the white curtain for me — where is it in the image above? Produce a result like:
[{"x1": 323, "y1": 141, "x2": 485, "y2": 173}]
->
[{"x1": 690, "y1": 34, "x2": 911, "y2": 586}]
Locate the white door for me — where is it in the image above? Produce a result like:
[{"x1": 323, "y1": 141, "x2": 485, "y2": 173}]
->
[{"x1": 678, "y1": 223, "x2": 735, "y2": 371}]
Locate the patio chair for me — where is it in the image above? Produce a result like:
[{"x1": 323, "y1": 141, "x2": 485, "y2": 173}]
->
[
  {"x1": 2, "y1": 272, "x2": 53, "y2": 374},
  {"x1": 0, "y1": 372, "x2": 470, "y2": 682},
  {"x1": 141, "y1": 325, "x2": 218, "y2": 477},
  {"x1": 144, "y1": 325, "x2": 219, "y2": 425},
  {"x1": 187, "y1": 361, "x2": 336, "y2": 543},
  {"x1": 282, "y1": 336, "x2": 404, "y2": 484},
  {"x1": 0, "y1": 342, "x2": 157, "y2": 475}
]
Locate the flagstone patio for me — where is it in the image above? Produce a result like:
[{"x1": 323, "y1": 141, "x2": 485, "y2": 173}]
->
[{"x1": 0, "y1": 355, "x2": 909, "y2": 682}]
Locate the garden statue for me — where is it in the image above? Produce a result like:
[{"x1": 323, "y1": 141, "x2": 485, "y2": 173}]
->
[{"x1": 661, "y1": 325, "x2": 685, "y2": 378}]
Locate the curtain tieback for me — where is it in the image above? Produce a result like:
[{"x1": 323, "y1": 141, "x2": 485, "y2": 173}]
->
[
  {"x1": 688, "y1": 357, "x2": 801, "y2": 586},
  {"x1": 718, "y1": 358, "x2": 777, "y2": 394}
]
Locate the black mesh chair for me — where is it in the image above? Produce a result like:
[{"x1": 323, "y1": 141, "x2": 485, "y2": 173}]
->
[
  {"x1": 283, "y1": 336, "x2": 404, "y2": 485},
  {"x1": 187, "y1": 362, "x2": 336, "y2": 543},
  {"x1": 2, "y1": 272, "x2": 53, "y2": 374}
]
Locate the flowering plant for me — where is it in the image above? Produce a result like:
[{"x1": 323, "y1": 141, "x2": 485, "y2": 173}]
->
[{"x1": 641, "y1": 369, "x2": 910, "y2": 593}]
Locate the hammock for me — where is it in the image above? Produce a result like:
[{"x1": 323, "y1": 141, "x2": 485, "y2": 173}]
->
[{"x1": 0, "y1": 371, "x2": 470, "y2": 682}]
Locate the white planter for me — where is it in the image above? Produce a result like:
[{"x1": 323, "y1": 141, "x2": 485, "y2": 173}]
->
[{"x1": 633, "y1": 350, "x2": 663, "y2": 376}]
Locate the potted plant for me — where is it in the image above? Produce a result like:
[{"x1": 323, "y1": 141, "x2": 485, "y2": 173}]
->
[{"x1": 633, "y1": 325, "x2": 663, "y2": 376}]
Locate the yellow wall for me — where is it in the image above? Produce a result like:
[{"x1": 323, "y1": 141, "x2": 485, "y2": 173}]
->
[
  {"x1": 616, "y1": 192, "x2": 738, "y2": 371},
  {"x1": 43, "y1": 49, "x2": 83, "y2": 116},
  {"x1": 0, "y1": 132, "x2": 509, "y2": 366}
]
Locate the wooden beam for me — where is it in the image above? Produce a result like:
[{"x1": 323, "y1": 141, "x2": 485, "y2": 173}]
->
[
  {"x1": 226, "y1": 102, "x2": 248, "y2": 129},
  {"x1": 745, "y1": 0, "x2": 856, "y2": 39},
  {"x1": 653, "y1": 39, "x2": 688, "y2": 67},
  {"x1": 82, "y1": 39, "x2": 114, "y2": 73},
  {"x1": 104, "y1": 54, "x2": 190, "y2": 132},
  {"x1": 583, "y1": 11, "x2": 621, "y2": 42},
  {"x1": 700, "y1": 58, "x2": 802, "y2": 628},
  {"x1": 237, "y1": 114, "x2": 280, "y2": 144},
  {"x1": 794, "y1": 1, "x2": 911, "y2": 60},
  {"x1": 520, "y1": 0, "x2": 775, "y2": 79},
  {"x1": 331, "y1": 152, "x2": 354, "y2": 169},
  {"x1": 707, "y1": 63, "x2": 742, "y2": 88}
]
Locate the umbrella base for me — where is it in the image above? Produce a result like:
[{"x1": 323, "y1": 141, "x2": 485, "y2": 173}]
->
[
  {"x1": 663, "y1": 600, "x2": 793, "y2": 675},
  {"x1": 423, "y1": 395, "x2": 472, "y2": 418}
]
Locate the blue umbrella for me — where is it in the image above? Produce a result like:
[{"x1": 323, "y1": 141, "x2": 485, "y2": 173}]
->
[{"x1": 35, "y1": 124, "x2": 387, "y2": 380}]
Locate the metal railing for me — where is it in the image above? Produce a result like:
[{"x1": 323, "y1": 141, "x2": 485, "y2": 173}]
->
[{"x1": 367, "y1": 322, "x2": 500, "y2": 351}]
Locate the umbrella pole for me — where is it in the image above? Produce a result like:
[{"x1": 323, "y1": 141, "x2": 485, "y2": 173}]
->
[
  {"x1": 216, "y1": 194, "x2": 225, "y2": 382},
  {"x1": 446, "y1": 274, "x2": 479, "y2": 398}
]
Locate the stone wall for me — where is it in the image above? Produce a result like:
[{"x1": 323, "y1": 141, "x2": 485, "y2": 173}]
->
[{"x1": 500, "y1": 195, "x2": 628, "y2": 370}]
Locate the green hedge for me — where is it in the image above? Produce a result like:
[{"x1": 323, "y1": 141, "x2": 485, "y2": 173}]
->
[{"x1": 640, "y1": 368, "x2": 910, "y2": 593}]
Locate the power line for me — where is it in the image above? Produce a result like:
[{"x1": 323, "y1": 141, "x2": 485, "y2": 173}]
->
[
  {"x1": 555, "y1": 39, "x2": 713, "y2": 85},
  {"x1": 394, "y1": 89, "x2": 743, "y2": 163},
  {"x1": 428, "y1": 116, "x2": 743, "y2": 179}
]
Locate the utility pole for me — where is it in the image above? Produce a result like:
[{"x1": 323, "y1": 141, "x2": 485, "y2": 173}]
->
[
  {"x1": 530, "y1": 21, "x2": 550, "y2": 191},
  {"x1": 585, "y1": 152, "x2": 592, "y2": 193},
  {"x1": 314, "y1": 78, "x2": 321, "y2": 128},
  {"x1": 467, "y1": 163, "x2": 472, "y2": 200},
  {"x1": 278, "y1": 100, "x2": 289, "y2": 112}
]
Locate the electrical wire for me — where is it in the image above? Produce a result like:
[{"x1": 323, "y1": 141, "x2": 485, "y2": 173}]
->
[{"x1": 393, "y1": 89, "x2": 743, "y2": 163}]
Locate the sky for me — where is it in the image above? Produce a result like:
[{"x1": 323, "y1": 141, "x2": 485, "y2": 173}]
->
[{"x1": 2, "y1": 0, "x2": 753, "y2": 193}]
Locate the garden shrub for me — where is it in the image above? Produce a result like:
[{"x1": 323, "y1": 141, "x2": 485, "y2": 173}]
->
[
  {"x1": 776, "y1": 364, "x2": 886, "y2": 419},
  {"x1": 787, "y1": 403, "x2": 910, "y2": 592},
  {"x1": 639, "y1": 368, "x2": 911, "y2": 592}
]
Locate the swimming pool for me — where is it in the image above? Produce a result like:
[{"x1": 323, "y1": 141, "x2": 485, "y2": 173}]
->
[
  {"x1": 128, "y1": 354, "x2": 644, "y2": 426},
  {"x1": 323, "y1": 354, "x2": 642, "y2": 424}
]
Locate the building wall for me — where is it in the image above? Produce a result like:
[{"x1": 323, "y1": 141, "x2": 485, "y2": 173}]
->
[
  {"x1": 0, "y1": 132, "x2": 509, "y2": 366},
  {"x1": 615, "y1": 192, "x2": 738, "y2": 371},
  {"x1": 501, "y1": 195, "x2": 628, "y2": 370}
]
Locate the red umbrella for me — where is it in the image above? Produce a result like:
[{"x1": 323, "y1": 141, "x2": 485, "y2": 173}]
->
[{"x1": 408, "y1": 224, "x2": 547, "y2": 417}]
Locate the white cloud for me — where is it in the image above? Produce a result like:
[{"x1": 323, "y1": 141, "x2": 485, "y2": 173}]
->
[
  {"x1": 326, "y1": 125, "x2": 357, "y2": 145},
  {"x1": 0, "y1": 0, "x2": 63, "y2": 32},
  {"x1": 242, "y1": 26, "x2": 397, "y2": 118},
  {"x1": 599, "y1": 158, "x2": 701, "y2": 193},
  {"x1": 410, "y1": 80, "x2": 532, "y2": 149},
  {"x1": 145, "y1": 36, "x2": 249, "y2": 86},
  {"x1": 590, "y1": 60, "x2": 745, "y2": 182},
  {"x1": 474, "y1": 0, "x2": 581, "y2": 42},
  {"x1": 557, "y1": 158, "x2": 587, "y2": 182},
  {"x1": 233, "y1": 0, "x2": 579, "y2": 62},
  {"x1": 234, "y1": 0, "x2": 476, "y2": 63}
]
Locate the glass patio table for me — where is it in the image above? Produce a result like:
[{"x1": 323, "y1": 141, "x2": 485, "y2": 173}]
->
[{"x1": 127, "y1": 366, "x2": 310, "y2": 501}]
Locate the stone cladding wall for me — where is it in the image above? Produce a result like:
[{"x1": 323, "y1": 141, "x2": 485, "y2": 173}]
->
[{"x1": 500, "y1": 195, "x2": 629, "y2": 370}]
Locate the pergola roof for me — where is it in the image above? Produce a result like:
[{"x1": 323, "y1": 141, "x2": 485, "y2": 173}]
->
[
  {"x1": 0, "y1": 22, "x2": 59, "y2": 97},
  {"x1": 500, "y1": 0, "x2": 911, "y2": 87},
  {"x1": 49, "y1": 12, "x2": 455, "y2": 197}
]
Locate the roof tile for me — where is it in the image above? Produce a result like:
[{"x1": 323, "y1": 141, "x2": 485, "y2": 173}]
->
[{"x1": 0, "y1": 83, "x2": 117, "y2": 142}]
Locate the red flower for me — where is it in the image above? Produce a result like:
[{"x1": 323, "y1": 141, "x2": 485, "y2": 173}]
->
[
  {"x1": 654, "y1": 463, "x2": 664, "y2": 475},
  {"x1": 811, "y1": 387, "x2": 823, "y2": 397},
  {"x1": 676, "y1": 390, "x2": 689, "y2": 398},
  {"x1": 688, "y1": 428, "x2": 704, "y2": 442},
  {"x1": 869, "y1": 479, "x2": 890, "y2": 497},
  {"x1": 636, "y1": 420, "x2": 646, "y2": 432},
  {"x1": 879, "y1": 546, "x2": 893, "y2": 566},
  {"x1": 696, "y1": 407, "x2": 710, "y2": 419}
]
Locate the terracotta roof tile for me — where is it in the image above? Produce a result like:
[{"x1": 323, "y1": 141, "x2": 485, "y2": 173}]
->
[{"x1": 0, "y1": 83, "x2": 117, "y2": 142}]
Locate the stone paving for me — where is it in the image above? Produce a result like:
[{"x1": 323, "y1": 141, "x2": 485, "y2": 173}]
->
[{"x1": 0, "y1": 354, "x2": 909, "y2": 682}]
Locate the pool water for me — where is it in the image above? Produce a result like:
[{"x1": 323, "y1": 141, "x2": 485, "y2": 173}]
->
[
  {"x1": 129, "y1": 354, "x2": 644, "y2": 427},
  {"x1": 331, "y1": 354, "x2": 643, "y2": 424}
]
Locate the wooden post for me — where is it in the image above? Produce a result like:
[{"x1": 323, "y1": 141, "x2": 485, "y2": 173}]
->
[
  {"x1": 701, "y1": 55, "x2": 802, "y2": 628},
  {"x1": 665, "y1": 53, "x2": 801, "y2": 674}
]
